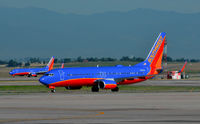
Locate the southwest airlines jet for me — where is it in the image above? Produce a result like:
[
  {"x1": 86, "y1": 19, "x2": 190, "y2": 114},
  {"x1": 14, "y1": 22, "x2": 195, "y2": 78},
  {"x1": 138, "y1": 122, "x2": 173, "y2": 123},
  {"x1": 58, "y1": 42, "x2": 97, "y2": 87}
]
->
[
  {"x1": 9, "y1": 57, "x2": 54, "y2": 77},
  {"x1": 39, "y1": 32, "x2": 166, "y2": 93}
]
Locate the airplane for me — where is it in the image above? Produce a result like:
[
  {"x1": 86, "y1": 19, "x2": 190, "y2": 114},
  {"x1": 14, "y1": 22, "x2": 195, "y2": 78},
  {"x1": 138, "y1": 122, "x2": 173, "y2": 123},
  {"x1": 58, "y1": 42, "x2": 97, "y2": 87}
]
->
[
  {"x1": 9, "y1": 56, "x2": 55, "y2": 77},
  {"x1": 167, "y1": 61, "x2": 187, "y2": 79},
  {"x1": 39, "y1": 32, "x2": 166, "y2": 93}
]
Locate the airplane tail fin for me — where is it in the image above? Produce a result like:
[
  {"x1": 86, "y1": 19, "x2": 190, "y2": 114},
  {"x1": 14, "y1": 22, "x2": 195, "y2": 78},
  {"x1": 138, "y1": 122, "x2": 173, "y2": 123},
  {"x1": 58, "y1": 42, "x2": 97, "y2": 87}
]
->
[
  {"x1": 61, "y1": 63, "x2": 64, "y2": 68},
  {"x1": 46, "y1": 56, "x2": 55, "y2": 71},
  {"x1": 136, "y1": 32, "x2": 166, "y2": 75},
  {"x1": 179, "y1": 61, "x2": 187, "y2": 73}
]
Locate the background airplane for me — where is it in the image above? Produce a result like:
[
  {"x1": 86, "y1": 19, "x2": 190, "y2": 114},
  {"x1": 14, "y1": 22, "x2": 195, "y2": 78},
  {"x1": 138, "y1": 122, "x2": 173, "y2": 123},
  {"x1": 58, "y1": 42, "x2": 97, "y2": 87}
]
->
[
  {"x1": 39, "y1": 32, "x2": 166, "y2": 93},
  {"x1": 9, "y1": 56, "x2": 54, "y2": 77},
  {"x1": 167, "y1": 61, "x2": 187, "y2": 79}
]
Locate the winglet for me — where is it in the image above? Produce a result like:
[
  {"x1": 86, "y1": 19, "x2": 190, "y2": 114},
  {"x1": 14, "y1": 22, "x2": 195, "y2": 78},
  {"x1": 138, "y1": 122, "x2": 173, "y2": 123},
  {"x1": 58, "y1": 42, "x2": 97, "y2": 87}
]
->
[
  {"x1": 46, "y1": 56, "x2": 55, "y2": 71},
  {"x1": 179, "y1": 61, "x2": 187, "y2": 73}
]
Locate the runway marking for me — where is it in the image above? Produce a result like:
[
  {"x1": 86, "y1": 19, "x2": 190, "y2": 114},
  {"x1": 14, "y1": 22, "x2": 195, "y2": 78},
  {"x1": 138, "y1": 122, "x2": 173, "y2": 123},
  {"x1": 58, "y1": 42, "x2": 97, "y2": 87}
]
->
[
  {"x1": 0, "y1": 107, "x2": 104, "y2": 123},
  {"x1": 96, "y1": 112, "x2": 105, "y2": 115}
]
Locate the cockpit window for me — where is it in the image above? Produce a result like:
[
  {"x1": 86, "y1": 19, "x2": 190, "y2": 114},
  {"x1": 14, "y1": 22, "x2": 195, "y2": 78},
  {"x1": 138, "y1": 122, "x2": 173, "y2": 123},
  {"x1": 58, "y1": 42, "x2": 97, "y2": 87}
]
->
[{"x1": 45, "y1": 73, "x2": 54, "y2": 76}]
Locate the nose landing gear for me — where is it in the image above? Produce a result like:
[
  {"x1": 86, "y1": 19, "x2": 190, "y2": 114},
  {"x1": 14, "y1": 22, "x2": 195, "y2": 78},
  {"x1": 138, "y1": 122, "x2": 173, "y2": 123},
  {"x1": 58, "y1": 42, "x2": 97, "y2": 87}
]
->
[
  {"x1": 49, "y1": 86, "x2": 56, "y2": 93},
  {"x1": 51, "y1": 89, "x2": 56, "y2": 93}
]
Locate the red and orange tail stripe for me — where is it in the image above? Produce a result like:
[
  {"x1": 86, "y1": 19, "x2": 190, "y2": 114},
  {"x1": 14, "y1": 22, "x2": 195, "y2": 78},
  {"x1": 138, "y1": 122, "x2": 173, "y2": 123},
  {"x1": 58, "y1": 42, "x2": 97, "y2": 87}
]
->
[
  {"x1": 47, "y1": 56, "x2": 55, "y2": 71},
  {"x1": 179, "y1": 61, "x2": 187, "y2": 73},
  {"x1": 146, "y1": 32, "x2": 166, "y2": 75}
]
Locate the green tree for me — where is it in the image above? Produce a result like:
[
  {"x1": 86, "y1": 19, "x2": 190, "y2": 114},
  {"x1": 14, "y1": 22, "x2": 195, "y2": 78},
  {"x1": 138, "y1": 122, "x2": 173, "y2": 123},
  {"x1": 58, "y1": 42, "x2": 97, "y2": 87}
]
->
[
  {"x1": 175, "y1": 58, "x2": 185, "y2": 62},
  {"x1": 25, "y1": 62, "x2": 30, "y2": 67},
  {"x1": 0, "y1": 60, "x2": 7, "y2": 65},
  {"x1": 166, "y1": 56, "x2": 173, "y2": 62},
  {"x1": 7, "y1": 60, "x2": 22, "y2": 67},
  {"x1": 54, "y1": 59, "x2": 58, "y2": 63},
  {"x1": 29, "y1": 58, "x2": 41, "y2": 63},
  {"x1": 120, "y1": 56, "x2": 132, "y2": 61},
  {"x1": 77, "y1": 56, "x2": 83, "y2": 62},
  {"x1": 63, "y1": 58, "x2": 71, "y2": 63}
]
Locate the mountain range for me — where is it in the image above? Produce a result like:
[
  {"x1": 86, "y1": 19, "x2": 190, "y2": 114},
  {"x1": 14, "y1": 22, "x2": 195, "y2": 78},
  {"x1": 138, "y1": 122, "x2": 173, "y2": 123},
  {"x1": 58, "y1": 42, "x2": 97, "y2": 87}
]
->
[{"x1": 0, "y1": 7, "x2": 200, "y2": 59}]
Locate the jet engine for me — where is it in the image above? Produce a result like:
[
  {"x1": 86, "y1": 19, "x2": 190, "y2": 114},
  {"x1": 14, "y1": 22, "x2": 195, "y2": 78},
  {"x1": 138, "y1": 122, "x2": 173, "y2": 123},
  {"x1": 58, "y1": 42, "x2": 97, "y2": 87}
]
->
[{"x1": 96, "y1": 80, "x2": 117, "y2": 89}]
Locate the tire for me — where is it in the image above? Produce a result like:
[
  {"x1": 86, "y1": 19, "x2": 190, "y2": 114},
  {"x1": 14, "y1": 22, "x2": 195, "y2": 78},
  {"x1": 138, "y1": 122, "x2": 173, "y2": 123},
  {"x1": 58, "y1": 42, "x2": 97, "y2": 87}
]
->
[
  {"x1": 51, "y1": 89, "x2": 56, "y2": 93},
  {"x1": 111, "y1": 87, "x2": 119, "y2": 92},
  {"x1": 91, "y1": 86, "x2": 99, "y2": 92}
]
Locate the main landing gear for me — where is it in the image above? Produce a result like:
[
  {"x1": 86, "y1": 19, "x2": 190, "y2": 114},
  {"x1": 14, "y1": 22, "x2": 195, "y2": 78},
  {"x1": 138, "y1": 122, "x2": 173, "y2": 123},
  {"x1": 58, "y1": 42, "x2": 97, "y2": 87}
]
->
[
  {"x1": 111, "y1": 87, "x2": 119, "y2": 92},
  {"x1": 49, "y1": 86, "x2": 56, "y2": 93},
  {"x1": 51, "y1": 89, "x2": 56, "y2": 93},
  {"x1": 91, "y1": 86, "x2": 99, "y2": 92},
  {"x1": 91, "y1": 86, "x2": 119, "y2": 92}
]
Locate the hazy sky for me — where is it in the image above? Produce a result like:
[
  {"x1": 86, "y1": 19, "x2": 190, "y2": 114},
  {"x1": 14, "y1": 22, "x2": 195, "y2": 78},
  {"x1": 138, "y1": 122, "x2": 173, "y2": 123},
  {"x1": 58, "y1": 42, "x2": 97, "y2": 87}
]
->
[
  {"x1": 0, "y1": 0, "x2": 200, "y2": 59},
  {"x1": 0, "y1": 0, "x2": 200, "y2": 14}
]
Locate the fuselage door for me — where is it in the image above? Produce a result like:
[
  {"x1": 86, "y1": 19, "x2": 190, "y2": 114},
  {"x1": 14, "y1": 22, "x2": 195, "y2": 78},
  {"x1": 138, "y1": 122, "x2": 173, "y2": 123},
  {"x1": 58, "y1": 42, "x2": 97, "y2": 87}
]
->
[
  {"x1": 58, "y1": 70, "x2": 65, "y2": 81},
  {"x1": 100, "y1": 72, "x2": 107, "y2": 78}
]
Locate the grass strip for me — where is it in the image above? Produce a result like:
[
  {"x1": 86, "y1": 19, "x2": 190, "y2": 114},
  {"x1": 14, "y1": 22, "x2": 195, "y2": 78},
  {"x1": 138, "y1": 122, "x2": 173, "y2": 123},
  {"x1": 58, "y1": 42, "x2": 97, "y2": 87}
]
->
[{"x1": 0, "y1": 85, "x2": 200, "y2": 94}]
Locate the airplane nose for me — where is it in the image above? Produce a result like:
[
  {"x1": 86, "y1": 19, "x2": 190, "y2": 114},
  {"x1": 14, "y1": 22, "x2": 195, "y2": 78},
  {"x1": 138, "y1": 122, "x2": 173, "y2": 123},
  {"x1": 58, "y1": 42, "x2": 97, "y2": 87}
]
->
[
  {"x1": 39, "y1": 76, "x2": 48, "y2": 85},
  {"x1": 9, "y1": 71, "x2": 13, "y2": 75}
]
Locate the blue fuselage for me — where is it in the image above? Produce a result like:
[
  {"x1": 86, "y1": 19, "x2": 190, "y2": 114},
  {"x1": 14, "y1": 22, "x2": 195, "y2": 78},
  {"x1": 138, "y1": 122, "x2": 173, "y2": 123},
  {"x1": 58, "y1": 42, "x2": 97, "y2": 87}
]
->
[
  {"x1": 39, "y1": 65, "x2": 151, "y2": 85},
  {"x1": 9, "y1": 67, "x2": 48, "y2": 76}
]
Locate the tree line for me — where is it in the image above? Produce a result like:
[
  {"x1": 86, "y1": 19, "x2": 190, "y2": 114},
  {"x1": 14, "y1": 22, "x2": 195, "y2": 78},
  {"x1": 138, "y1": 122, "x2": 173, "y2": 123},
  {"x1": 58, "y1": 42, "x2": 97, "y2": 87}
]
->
[
  {"x1": 1, "y1": 56, "x2": 200, "y2": 67},
  {"x1": 165, "y1": 56, "x2": 199, "y2": 62}
]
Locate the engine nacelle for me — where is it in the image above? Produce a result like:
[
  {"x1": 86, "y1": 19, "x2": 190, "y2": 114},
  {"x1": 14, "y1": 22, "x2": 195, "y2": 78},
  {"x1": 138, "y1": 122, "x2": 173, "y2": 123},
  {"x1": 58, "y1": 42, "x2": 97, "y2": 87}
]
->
[
  {"x1": 28, "y1": 73, "x2": 37, "y2": 77},
  {"x1": 65, "y1": 86, "x2": 82, "y2": 90},
  {"x1": 96, "y1": 80, "x2": 117, "y2": 89}
]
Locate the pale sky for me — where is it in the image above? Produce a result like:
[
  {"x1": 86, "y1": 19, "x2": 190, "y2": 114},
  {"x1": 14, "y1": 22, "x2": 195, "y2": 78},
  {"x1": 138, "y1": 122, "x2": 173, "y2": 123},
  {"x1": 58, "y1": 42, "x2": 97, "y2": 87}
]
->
[
  {"x1": 0, "y1": 0, "x2": 200, "y2": 14},
  {"x1": 0, "y1": 0, "x2": 200, "y2": 59}
]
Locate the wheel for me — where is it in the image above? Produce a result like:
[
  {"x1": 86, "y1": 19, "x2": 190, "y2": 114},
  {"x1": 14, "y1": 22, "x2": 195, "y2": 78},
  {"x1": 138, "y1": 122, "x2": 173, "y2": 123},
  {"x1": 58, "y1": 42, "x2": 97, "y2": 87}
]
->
[
  {"x1": 51, "y1": 89, "x2": 56, "y2": 93},
  {"x1": 111, "y1": 87, "x2": 119, "y2": 92},
  {"x1": 91, "y1": 86, "x2": 99, "y2": 92}
]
